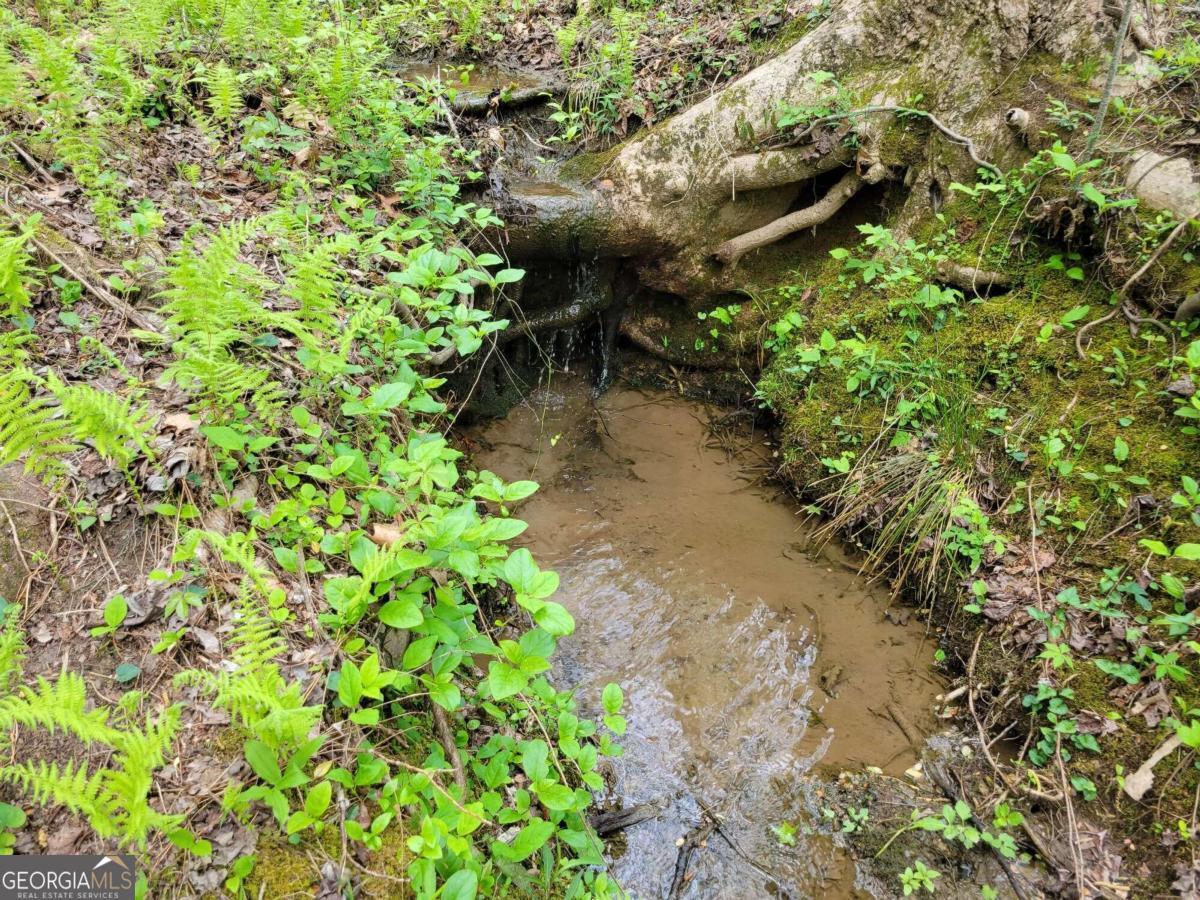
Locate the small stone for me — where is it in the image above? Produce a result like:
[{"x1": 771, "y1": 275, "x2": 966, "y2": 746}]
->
[
  {"x1": 904, "y1": 762, "x2": 924, "y2": 782},
  {"x1": 1167, "y1": 375, "x2": 1195, "y2": 398}
]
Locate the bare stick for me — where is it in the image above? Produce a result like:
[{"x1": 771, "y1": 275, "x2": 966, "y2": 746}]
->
[
  {"x1": 0, "y1": 200, "x2": 163, "y2": 334},
  {"x1": 431, "y1": 702, "x2": 468, "y2": 795},
  {"x1": 1084, "y1": 0, "x2": 1136, "y2": 161}
]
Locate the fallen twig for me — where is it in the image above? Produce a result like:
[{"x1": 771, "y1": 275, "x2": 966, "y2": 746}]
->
[
  {"x1": 431, "y1": 702, "x2": 468, "y2": 795},
  {"x1": 668, "y1": 816, "x2": 716, "y2": 898},
  {"x1": 0, "y1": 198, "x2": 163, "y2": 334}
]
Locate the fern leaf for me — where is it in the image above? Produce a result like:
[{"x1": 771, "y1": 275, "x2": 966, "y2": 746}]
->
[
  {"x1": 0, "y1": 368, "x2": 77, "y2": 484},
  {"x1": 46, "y1": 372, "x2": 156, "y2": 467}
]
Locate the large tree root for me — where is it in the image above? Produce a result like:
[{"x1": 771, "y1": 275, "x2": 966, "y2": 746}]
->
[
  {"x1": 718, "y1": 146, "x2": 854, "y2": 195},
  {"x1": 712, "y1": 166, "x2": 882, "y2": 268}
]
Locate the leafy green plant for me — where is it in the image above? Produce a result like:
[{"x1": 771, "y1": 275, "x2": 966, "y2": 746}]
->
[
  {"x1": 0, "y1": 215, "x2": 39, "y2": 317},
  {"x1": 90, "y1": 593, "x2": 129, "y2": 638},
  {"x1": 899, "y1": 860, "x2": 940, "y2": 895}
]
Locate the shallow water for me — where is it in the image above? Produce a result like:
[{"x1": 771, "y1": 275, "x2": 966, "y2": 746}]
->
[{"x1": 471, "y1": 378, "x2": 942, "y2": 899}]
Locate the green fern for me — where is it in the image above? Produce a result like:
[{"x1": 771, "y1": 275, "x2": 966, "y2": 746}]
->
[
  {"x1": 0, "y1": 367, "x2": 78, "y2": 484},
  {"x1": 0, "y1": 215, "x2": 38, "y2": 318},
  {"x1": 46, "y1": 372, "x2": 156, "y2": 468},
  {"x1": 281, "y1": 236, "x2": 354, "y2": 336},
  {"x1": 202, "y1": 61, "x2": 242, "y2": 126},
  {"x1": 159, "y1": 220, "x2": 295, "y2": 420},
  {"x1": 0, "y1": 663, "x2": 183, "y2": 846},
  {"x1": 0, "y1": 607, "x2": 24, "y2": 693},
  {"x1": 0, "y1": 44, "x2": 29, "y2": 112},
  {"x1": 175, "y1": 530, "x2": 321, "y2": 751}
]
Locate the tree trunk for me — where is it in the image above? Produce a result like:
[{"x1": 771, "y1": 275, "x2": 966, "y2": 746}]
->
[{"x1": 499, "y1": 0, "x2": 1114, "y2": 301}]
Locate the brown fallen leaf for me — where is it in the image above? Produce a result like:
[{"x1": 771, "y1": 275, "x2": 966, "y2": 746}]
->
[
  {"x1": 371, "y1": 523, "x2": 403, "y2": 546},
  {"x1": 162, "y1": 411, "x2": 198, "y2": 431}
]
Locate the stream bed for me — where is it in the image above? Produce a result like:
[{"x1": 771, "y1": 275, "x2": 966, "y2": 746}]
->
[{"x1": 471, "y1": 377, "x2": 943, "y2": 898}]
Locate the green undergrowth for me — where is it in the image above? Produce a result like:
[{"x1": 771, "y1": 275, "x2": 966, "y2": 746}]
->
[
  {"x1": 752, "y1": 140, "x2": 1200, "y2": 889},
  {"x1": 0, "y1": 0, "x2": 626, "y2": 897}
]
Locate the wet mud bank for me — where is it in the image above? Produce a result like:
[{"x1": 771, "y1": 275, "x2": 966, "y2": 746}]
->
[{"x1": 468, "y1": 376, "x2": 943, "y2": 897}]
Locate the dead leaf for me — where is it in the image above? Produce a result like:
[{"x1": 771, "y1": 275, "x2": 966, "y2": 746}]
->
[
  {"x1": 162, "y1": 412, "x2": 198, "y2": 431},
  {"x1": 371, "y1": 523, "x2": 403, "y2": 546}
]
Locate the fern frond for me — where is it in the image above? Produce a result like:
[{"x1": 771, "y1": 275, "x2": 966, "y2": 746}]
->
[
  {"x1": 0, "y1": 673, "x2": 119, "y2": 745},
  {"x1": 0, "y1": 761, "x2": 117, "y2": 838},
  {"x1": 0, "y1": 606, "x2": 25, "y2": 693},
  {"x1": 46, "y1": 372, "x2": 156, "y2": 468},
  {"x1": 0, "y1": 44, "x2": 30, "y2": 113},
  {"x1": 0, "y1": 367, "x2": 78, "y2": 484},
  {"x1": 174, "y1": 532, "x2": 321, "y2": 750},
  {"x1": 281, "y1": 237, "x2": 352, "y2": 336},
  {"x1": 202, "y1": 62, "x2": 242, "y2": 126},
  {"x1": 0, "y1": 216, "x2": 38, "y2": 317}
]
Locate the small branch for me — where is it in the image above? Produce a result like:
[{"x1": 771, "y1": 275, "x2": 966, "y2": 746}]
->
[
  {"x1": 712, "y1": 168, "x2": 868, "y2": 267},
  {"x1": 1084, "y1": 0, "x2": 1136, "y2": 161},
  {"x1": 0, "y1": 199, "x2": 163, "y2": 334},
  {"x1": 794, "y1": 107, "x2": 1002, "y2": 179},
  {"x1": 430, "y1": 702, "x2": 468, "y2": 796},
  {"x1": 1118, "y1": 217, "x2": 1191, "y2": 297},
  {"x1": 1076, "y1": 218, "x2": 1190, "y2": 358},
  {"x1": 668, "y1": 816, "x2": 717, "y2": 899}
]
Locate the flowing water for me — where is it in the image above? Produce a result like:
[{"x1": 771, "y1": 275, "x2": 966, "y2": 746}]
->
[{"x1": 470, "y1": 377, "x2": 943, "y2": 899}]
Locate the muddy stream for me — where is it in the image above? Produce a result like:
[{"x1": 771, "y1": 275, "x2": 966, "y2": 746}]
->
[{"x1": 471, "y1": 377, "x2": 942, "y2": 898}]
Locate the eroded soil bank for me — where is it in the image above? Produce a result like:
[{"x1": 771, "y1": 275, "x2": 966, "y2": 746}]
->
[{"x1": 470, "y1": 376, "x2": 941, "y2": 897}]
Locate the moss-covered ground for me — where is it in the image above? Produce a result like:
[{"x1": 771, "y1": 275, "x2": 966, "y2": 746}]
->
[{"x1": 711, "y1": 156, "x2": 1200, "y2": 891}]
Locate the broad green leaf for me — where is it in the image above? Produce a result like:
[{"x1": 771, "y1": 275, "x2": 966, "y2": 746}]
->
[
  {"x1": 441, "y1": 870, "x2": 478, "y2": 900},
  {"x1": 503, "y1": 548, "x2": 538, "y2": 592},
  {"x1": 378, "y1": 597, "x2": 423, "y2": 628},
  {"x1": 602, "y1": 683, "x2": 624, "y2": 715},
  {"x1": 201, "y1": 425, "x2": 246, "y2": 452},
  {"x1": 533, "y1": 601, "x2": 574, "y2": 636},
  {"x1": 534, "y1": 779, "x2": 575, "y2": 811},
  {"x1": 103, "y1": 595, "x2": 128, "y2": 629},
  {"x1": 0, "y1": 803, "x2": 24, "y2": 829},
  {"x1": 501, "y1": 817, "x2": 555, "y2": 861},
  {"x1": 305, "y1": 781, "x2": 332, "y2": 819},
  {"x1": 244, "y1": 741, "x2": 281, "y2": 785},
  {"x1": 520, "y1": 740, "x2": 550, "y2": 781},
  {"x1": 488, "y1": 661, "x2": 527, "y2": 699},
  {"x1": 402, "y1": 635, "x2": 438, "y2": 669}
]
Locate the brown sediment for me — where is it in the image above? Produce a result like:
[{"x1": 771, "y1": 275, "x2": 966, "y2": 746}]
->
[{"x1": 471, "y1": 376, "x2": 942, "y2": 897}]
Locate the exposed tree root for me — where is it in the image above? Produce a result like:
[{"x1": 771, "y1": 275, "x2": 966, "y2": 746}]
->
[
  {"x1": 936, "y1": 260, "x2": 1012, "y2": 294},
  {"x1": 712, "y1": 167, "x2": 878, "y2": 267},
  {"x1": 431, "y1": 702, "x2": 468, "y2": 795},
  {"x1": 719, "y1": 147, "x2": 853, "y2": 195},
  {"x1": 618, "y1": 317, "x2": 734, "y2": 370}
]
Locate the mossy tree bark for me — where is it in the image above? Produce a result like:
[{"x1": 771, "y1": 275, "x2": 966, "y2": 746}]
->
[{"x1": 502, "y1": 0, "x2": 1120, "y2": 300}]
